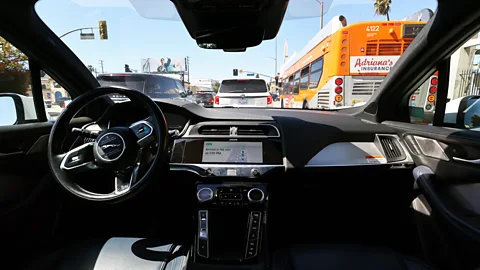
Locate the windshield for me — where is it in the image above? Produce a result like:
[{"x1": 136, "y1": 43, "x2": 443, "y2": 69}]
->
[
  {"x1": 219, "y1": 80, "x2": 268, "y2": 94},
  {"x1": 34, "y1": 0, "x2": 439, "y2": 109},
  {"x1": 194, "y1": 93, "x2": 214, "y2": 100}
]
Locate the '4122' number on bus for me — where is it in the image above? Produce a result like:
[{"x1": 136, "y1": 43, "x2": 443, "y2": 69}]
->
[{"x1": 366, "y1": 25, "x2": 380, "y2": 32}]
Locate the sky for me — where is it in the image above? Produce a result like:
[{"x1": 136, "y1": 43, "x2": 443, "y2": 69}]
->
[{"x1": 34, "y1": 0, "x2": 439, "y2": 81}]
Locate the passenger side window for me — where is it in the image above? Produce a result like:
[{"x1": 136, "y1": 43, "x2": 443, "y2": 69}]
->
[{"x1": 408, "y1": 31, "x2": 480, "y2": 131}]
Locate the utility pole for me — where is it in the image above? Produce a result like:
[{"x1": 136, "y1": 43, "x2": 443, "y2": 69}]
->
[
  {"x1": 316, "y1": 0, "x2": 324, "y2": 30},
  {"x1": 275, "y1": 37, "x2": 278, "y2": 76},
  {"x1": 185, "y1": 56, "x2": 190, "y2": 83},
  {"x1": 99, "y1": 60, "x2": 104, "y2": 73}
]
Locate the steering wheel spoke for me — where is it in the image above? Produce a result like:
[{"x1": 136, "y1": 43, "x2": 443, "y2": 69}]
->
[
  {"x1": 129, "y1": 120, "x2": 155, "y2": 147},
  {"x1": 114, "y1": 164, "x2": 140, "y2": 195},
  {"x1": 60, "y1": 142, "x2": 99, "y2": 173}
]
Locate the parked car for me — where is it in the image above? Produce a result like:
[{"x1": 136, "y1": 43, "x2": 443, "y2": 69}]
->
[
  {"x1": 214, "y1": 78, "x2": 273, "y2": 108},
  {"x1": 97, "y1": 73, "x2": 194, "y2": 103},
  {"x1": 54, "y1": 97, "x2": 72, "y2": 108},
  {"x1": 194, "y1": 91, "x2": 215, "y2": 107},
  {"x1": 44, "y1": 99, "x2": 52, "y2": 108}
]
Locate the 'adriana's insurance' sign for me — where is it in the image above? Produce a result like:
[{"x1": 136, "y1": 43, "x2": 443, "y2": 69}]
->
[{"x1": 350, "y1": 56, "x2": 401, "y2": 74}]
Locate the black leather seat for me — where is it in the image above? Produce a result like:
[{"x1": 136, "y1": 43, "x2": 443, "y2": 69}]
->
[
  {"x1": 272, "y1": 245, "x2": 433, "y2": 270},
  {"x1": 26, "y1": 238, "x2": 189, "y2": 270}
]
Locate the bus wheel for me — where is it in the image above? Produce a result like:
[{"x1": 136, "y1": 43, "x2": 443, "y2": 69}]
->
[
  {"x1": 302, "y1": 100, "x2": 309, "y2": 109},
  {"x1": 281, "y1": 99, "x2": 284, "y2": 108}
]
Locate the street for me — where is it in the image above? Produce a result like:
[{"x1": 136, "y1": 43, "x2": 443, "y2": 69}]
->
[{"x1": 46, "y1": 105, "x2": 63, "y2": 120}]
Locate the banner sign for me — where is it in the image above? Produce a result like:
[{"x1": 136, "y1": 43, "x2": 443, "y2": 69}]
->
[{"x1": 350, "y1": 56, "x2": 401, "y2": 74}]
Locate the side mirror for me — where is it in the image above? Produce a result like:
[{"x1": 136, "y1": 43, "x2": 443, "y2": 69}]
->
[
  {"x1": 0, "y1": 94, "x2": 29, "y2": 126},
  {"x1": 458, "y1": 96, "x2": 480, "y2": 129}
]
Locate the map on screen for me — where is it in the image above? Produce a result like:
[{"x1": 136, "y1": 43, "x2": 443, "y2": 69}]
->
[{"x1": 202, "y1": 141, "x2": 263, "y2": 163}]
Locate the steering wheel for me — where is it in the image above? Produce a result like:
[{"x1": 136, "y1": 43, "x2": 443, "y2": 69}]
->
[{"x1": 48, "y1": 87, "x2": 168, "y2": 202}]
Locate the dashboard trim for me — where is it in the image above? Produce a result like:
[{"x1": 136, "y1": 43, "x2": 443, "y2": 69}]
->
[
  {"x1": 304, "y1": 134, "x2": 413, "y2": 167},
  {"x1": 183, "y1": 123, "x2": 281, "y2": 138},
  {"x1": 170, "y1": 163, "x2": 284, "y2": 177}
]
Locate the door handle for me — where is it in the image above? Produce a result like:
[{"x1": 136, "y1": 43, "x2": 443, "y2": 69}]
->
[{"x1": 452, "y1": 157, "x2": 480, "y2": 164}]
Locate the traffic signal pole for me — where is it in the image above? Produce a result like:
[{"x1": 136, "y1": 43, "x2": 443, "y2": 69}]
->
[{"x1": 59, "y1": 27, "x2": 98, "y2": 38}]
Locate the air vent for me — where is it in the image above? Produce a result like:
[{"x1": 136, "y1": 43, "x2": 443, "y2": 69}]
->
[
  {"x1": 193, "y1": 124, "x2": 279, "y2": 137},
  {"x1": 378, "y1": 136, "x2": 406, "y2": 162},
  {"x1": 237, "y1": 126, "x2": 271, "y2": 136},
  {"x1": 198, "y1": 126, "x2": 230, "y2": 135}
]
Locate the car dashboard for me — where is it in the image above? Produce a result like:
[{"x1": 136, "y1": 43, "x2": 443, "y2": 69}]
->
[
  {"x1": 71, "y1": 98, "x2": 417, "y2": 265},
  {"x1": 85, "y1": 99, "x2": 414, "y2": 178}
]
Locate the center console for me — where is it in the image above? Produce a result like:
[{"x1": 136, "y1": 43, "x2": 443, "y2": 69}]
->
[
  {"x1": 194, "y1": 183, "x2": 268, "y2": 264},
  {"x1": 169, "y1": 122, "x2": 282, "y2": 268}
]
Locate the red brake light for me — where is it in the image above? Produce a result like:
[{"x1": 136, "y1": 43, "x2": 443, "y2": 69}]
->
[
  {"x1": 429, "y1": 86, "x2": 437, "y2": 94},
  {"x1": 430, "y1": 77, "x2": 438, "y2": 85},
  {"x1": 334, "y1": 87, "x2": 343, "y2": 94},
  {"x1": 267, "y1": 95, "x2": 273, "y2": 104},
  {"x1": 208, "y1": 99, "x2": 214, "y2": 103},
  {"x1": 335, "y1": 78, "x2": 343, "y2": 85},
  {"x1": 214, "y1": 96, "x2": 219, "y2": 104}
]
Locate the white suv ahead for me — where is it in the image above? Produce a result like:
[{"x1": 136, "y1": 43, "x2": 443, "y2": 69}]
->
[{"x1": 214, "y1": 78, "x2": 273, "y2": 108}]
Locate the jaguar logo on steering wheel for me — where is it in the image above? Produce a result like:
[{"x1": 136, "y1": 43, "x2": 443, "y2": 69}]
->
[
  {"x1": 101, "y1": 144, "x2": 121, "y2": 150},
  {"x1": 96, "y1": 133, "x2": 126, "y2": 161}
]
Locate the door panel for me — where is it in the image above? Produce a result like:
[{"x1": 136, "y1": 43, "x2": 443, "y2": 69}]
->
[
  {"x1": 384, "y1": 121, "x2": 480, "y2": 270},
  {"x1": 0, "y1": 118, "x2": 92, "y2": 268}
]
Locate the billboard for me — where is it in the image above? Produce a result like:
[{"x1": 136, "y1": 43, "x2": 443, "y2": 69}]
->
[{"x1": 141, "y1": 57, "x2": 186, "y2": 73}]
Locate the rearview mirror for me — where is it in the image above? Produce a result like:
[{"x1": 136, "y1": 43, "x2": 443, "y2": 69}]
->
[
  {"x1": 196, "y1": 26, "x2": 264, "y2": 51},
  {"x1": 0, "y1": 96, "x2": 18, "y2": 126}
]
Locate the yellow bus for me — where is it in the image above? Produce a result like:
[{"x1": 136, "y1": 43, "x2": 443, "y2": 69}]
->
[{"x1": 279, "y1": 15, "x2": 438, "y2": 111}]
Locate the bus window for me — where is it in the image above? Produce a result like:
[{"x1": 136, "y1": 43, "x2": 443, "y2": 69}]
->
[
  {"x1": 300, "y1": 66, "x2": 310, "y2": 90},
  {"x1": 293, "y1": 71, "x2": 301, "y2": 94},
  {"x1": 288, "y1": 75, "x2": 294, "y2": 94},
  {"x1": 309, "y1": 57, "x2": 323, "y2": 89}
]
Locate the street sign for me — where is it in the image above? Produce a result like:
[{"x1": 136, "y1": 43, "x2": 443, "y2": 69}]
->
[
  {"x1": 247, "y1": 73, "x2": 255, "y2": 76},
  {"x1": 80, "y1": 33, "x2": 95, "y2": 40}
]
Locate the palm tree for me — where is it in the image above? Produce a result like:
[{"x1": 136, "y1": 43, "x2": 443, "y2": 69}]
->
[{"x1": 374, "y1": 0, "x2": 391, "y2": 21}]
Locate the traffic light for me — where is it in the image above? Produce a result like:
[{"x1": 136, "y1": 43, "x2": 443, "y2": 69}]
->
[
  {"x1": 233, "y1": 69, "x2": 238, "y2": 76},
  {"x1": 98, "y1": 20, "x2": 108, "y2": 40}
]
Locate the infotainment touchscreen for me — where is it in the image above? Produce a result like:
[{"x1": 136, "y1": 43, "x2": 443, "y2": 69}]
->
[{"x1": 202, "y1": 141, "x2": 263, "y2": 163}]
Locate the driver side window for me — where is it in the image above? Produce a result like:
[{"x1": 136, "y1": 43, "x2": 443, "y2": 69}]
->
[
  {"x1": 0, "y1": 36, "x2": 35, "y2": 126},
  {"x1": 0, "y1": 36, "x2": 72, "y2": 126}
]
